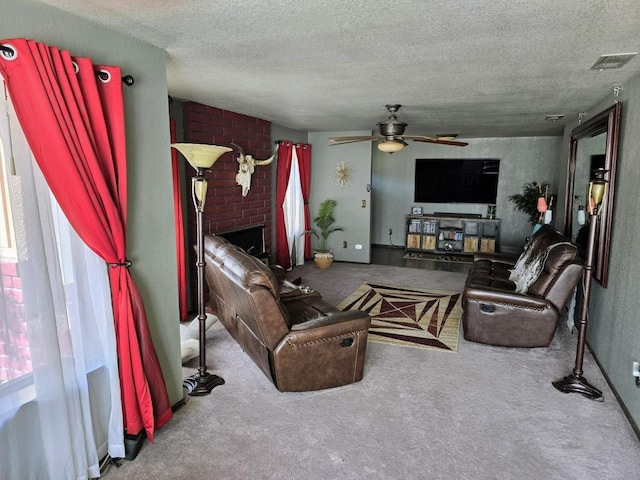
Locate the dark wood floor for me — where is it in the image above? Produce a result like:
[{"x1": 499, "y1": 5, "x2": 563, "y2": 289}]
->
[{"x1": 370, "y1": 245, "x2": 473, "y2": 274}]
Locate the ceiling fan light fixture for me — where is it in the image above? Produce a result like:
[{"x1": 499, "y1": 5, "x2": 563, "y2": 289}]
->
[
  {"x1": 436, "y1": 134, "x2": 458, "y2": 141},
  {"x1": 378, "y1": 140, "x2": 404, "y2": 153}
]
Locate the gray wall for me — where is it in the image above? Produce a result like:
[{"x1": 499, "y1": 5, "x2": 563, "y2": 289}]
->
[
  {"x1": 308, "y1": 131, "x2": 373, "y2": 263},
  {"x1": 371, "y1": 137, "x2": 563, "y2": 250},
  {"x1": 557, "y1": 75, "x2": 640, "y2": 429},
  {"x1": 3, "y1": 0, "x2": 183, "y2": 404}
]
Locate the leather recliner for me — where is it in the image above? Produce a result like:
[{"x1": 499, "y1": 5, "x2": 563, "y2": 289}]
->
[
  {"x1": 462, "y1": 225, "x2": 583, "y2": 347},
  {"x1": 203, "y1": 234, "x2": 371, "y2": 392}
]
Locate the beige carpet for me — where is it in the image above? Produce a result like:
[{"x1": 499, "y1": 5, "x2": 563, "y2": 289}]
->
[{"x1": 337, "y1": 282, "x2": 462, "y2": 352}]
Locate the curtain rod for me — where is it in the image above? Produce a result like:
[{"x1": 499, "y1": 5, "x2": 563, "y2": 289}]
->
[
  {"x1": 275, "y1": 140, "x2": 308, "y2": 147},
  {"x1": 0, "y1": 44, "x2": 134, "y2": 86}
]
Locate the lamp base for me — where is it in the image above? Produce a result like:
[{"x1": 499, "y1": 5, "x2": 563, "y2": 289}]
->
[
  {"x1": 552, "y1": 373, "x2": 603, "y2": 401},
  {"x1": 183, "y1": 371, "x2": 225, "y2": 397}
]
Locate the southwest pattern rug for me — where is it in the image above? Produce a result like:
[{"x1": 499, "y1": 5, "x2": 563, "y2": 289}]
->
[
  {"x1": 337, "y1": 282, "x2": 462, "y2": 352},
  {"x1": 403, "y1": 251, "x2": 474, "y2": 263}
]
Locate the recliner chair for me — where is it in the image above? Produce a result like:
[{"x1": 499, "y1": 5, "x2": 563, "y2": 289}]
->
[
  {"x1": 462, "y1": 225, "x2": 583, "y2": 348},
  {"x1": 203, "y1": 234, "x2": 371, "y2": 391}
]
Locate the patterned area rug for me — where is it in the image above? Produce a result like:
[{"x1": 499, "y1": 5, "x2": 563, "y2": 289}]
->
[
  {"x1": 403, "y1": 251, "x2": 473, "y2": 263},
  {"x1": 337, "y1": 282, "x2": 462, "y2": 352}
]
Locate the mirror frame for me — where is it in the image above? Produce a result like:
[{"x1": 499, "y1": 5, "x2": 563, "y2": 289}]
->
[{"x1": 563, "y1": 102, "x2": 621, "y2": 288}]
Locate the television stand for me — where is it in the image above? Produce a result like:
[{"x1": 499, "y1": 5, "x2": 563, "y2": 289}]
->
[{"x1": 406, "y1": 214, "x2": 500, "y2": 254}]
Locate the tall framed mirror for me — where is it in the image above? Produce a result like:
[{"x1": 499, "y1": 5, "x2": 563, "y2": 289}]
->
[{"x1": 563, "y1": 102, "x2": 621, "y2": 288}]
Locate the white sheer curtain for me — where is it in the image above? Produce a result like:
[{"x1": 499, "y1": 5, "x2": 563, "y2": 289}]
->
[
  {"x1": 0, "y1": 80, "x2": 123, "y2": 479},
  {"x1": 283, "y1": 147, "x2": 306, "y2": 267}
]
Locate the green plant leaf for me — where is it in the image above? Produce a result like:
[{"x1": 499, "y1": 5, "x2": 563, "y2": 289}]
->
[
  {"x1": 302, "y1": 199, "x2": 343, "y2": 252},
  {"x1": 508, "y1": 181, "x2": 544, "y2": 227}
]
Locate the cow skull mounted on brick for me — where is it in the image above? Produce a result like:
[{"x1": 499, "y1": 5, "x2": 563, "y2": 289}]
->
[{"x1": 231, "y1": 143, "x2": 276, "y2": 197}]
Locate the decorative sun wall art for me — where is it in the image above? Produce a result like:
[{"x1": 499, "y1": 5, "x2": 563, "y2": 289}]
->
[{"x1": 333, "y1": 161, "x2": 353, "y2": 187}]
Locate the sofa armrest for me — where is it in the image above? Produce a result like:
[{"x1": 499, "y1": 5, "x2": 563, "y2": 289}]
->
[
  {"x1": 283, "y1": 312, "x2": 369, "y2": 348},
  {"x1": 473, "y1": 251, "x2": 518, "y2": 265},
  {"x1": 279, "y1": 281, "x2": 322, "y2": 302},
  {"x1": 290, "y1": 309, "x2": 369, "y2": 332},
  {"x1": 465, "y1": 286, "x2": 550, "y2": 310},
  {"x1": 273, "y1": 309, "x2": 371, "y2": 392},
  {"x1": 463, "y1": 286, "x2": 558, "y2": 347}
]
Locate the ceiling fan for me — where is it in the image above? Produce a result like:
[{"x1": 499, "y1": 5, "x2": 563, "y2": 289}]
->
[{"x1": 328, "y1": 104, "x2": 468, "y2": 153}]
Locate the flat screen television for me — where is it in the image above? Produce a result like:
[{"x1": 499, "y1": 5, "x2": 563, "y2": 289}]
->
[{"x1": 414, "y1": 158, "x2": 500, "y2": 204}]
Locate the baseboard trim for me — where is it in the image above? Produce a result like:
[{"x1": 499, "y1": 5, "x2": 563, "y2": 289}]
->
[
  {"x1": 588, "y1": 342, "x2": 640, "y2": 441},
  {"x1": 371, "y1": 243, "x2": 405, "y2": 249}
]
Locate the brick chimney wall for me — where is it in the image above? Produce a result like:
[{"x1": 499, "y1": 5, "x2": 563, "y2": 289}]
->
[
  {"x1": 182, "y1": 102, "x2": 272, "y2": 311},
  {"x1": 0, "y1": 259, "x2": 31, "y2": 383}
]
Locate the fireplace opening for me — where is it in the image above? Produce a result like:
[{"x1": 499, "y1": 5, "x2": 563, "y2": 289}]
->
[{"x1": 217, "y1": 224, "x2": 268, "y2": 261}]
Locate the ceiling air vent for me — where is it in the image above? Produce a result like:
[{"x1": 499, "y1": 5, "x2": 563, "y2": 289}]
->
[{"x1": 590, "y1": 53, "x2": 637, "y2": 70}]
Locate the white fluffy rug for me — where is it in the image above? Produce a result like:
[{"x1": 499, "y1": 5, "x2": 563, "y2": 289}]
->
[{"x1": 179, "y1": 313, "x2": 218, "y2": 363}]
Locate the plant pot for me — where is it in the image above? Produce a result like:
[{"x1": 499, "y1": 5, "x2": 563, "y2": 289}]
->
[{"x1": 313, "y1": 251, "x2": 334, "y2": 269}]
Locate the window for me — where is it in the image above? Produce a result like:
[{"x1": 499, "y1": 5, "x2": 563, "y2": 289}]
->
[
  {"x1": 0, "y1": 77, "x2": 123, "y2": 478},
  {"x1": 0, "y1": 117, "x2": 32, "y2": 390}
]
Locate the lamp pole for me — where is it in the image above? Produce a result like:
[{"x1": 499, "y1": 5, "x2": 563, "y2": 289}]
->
[
  {"x1": 552, "y1": 170, "x2": 607, "y2": 401},
  {"x1": 171, "y1": 143, "x2": 231, "y2": 396}
]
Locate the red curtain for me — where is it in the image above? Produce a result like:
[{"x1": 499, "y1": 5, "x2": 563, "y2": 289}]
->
[
  {"x1": 275, "y1": 141, "x2": 294, "y2": 269},
  {"x1": 275, "y1": 141, "x2": 312, "y2": 268},
  {"x1": 170, "y1": 120, "x2": 188, "y2": 321},
  {"x1": 295, "y1": 143, "x2": 312, "y2": 260},
  {"x1": 0, "y1": 38, "x2": 172, "y2": 441}
]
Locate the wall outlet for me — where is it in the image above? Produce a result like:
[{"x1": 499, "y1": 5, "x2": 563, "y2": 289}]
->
[
  {"x1": 355, "y1": 244, "x2": 363, "y2": 250},
  {"x1": 388, "y1": 228, "x2": 393, "y2": 235},
  {"x1": 633, "y1": 361, "x2": 640, "y2": 388},
  {"x1": 343, "y1": 240, "x2": 348, "y2": 248}
]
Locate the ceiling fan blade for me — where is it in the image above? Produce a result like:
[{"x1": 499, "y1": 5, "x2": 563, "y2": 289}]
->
[
  {"x1": 410, "y1": 136, "x2": 468, "y2": 146},
  {"x1": 329, "y1": 138, "x2": 381, "y2": 145},
  {"x1": 328, "y1": 136, "x2": 378, "y2": 142}
]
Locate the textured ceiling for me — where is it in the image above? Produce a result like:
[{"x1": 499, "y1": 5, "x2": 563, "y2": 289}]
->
[{"x1": 37, "y1": 0, "x2": 640, "y2": 137}]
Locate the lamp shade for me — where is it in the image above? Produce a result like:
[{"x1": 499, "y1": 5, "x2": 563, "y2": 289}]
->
[
  {"x1": 377, "y1": 140, "x2": 404, "y2": 153},
  {"x1": 590, "y1": 182, "x2": 607, "y2": 206},
  {"x1": 536, "y1": 196, "x2": 548, "y2": 213},
  {"x1": 171, "y1": 143, "x2": 232, "y2": 170}
]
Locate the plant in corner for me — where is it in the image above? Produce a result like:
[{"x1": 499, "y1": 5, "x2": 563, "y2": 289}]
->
[
  {"x1": 302, "y1": 199, "x2": 344, "y2": 269},
  {"x1": 509, "y1": 181, "x2": 547, "y2": 227}
]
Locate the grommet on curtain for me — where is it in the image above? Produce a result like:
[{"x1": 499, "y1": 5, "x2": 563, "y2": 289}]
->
[
  {"x1": 0, "y1": 44, "x2": 17, "y2": 61},
  {"x1": 93, "y1": 69, "x2": 134, "y2": 86},
  {"x1": 108, "y1": 260, "x2": 132, "y2": 268},
  {"x1": 71, "y1": 61, "x2": 79, "y2": 73},
  {"x1": 96, "y1": 69, "x2": 111, "y2": 83}
]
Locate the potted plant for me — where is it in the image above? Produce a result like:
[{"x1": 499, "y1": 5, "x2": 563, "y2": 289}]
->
[
  {"x1": 302, "y1": 199, "x2": 343, "y2": 269},
  {"x1": 509, "y1": 181, "x2": 548, "y2": 227}
]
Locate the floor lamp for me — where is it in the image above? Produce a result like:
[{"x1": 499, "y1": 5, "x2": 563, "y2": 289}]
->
[
  {"x1": 552, "y1": 170, "x2": 608, "y2": 401},
  {"x1": 172, "y1": 142, "x2": 232, "y2": 396}
]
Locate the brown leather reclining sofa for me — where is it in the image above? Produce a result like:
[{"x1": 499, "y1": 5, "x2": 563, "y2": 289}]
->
[
  {"x1": 203, "y1": 234, "x2": 371, "y2": 392},
  {"x1": 462, "y1": 225, "x2": 583, "y2": 347}
]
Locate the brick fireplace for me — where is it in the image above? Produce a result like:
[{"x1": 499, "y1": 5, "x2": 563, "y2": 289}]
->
[{"x1": 182, "y1": 102, "x2": 273, "y2": 310}]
